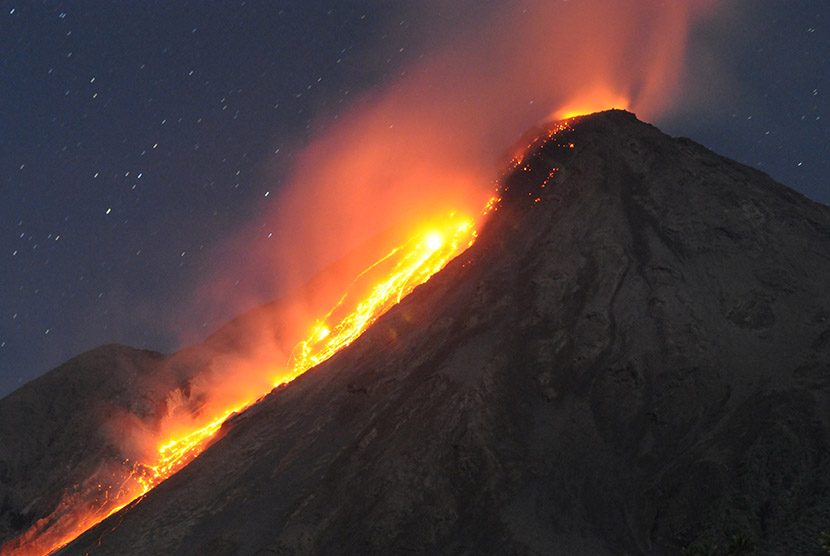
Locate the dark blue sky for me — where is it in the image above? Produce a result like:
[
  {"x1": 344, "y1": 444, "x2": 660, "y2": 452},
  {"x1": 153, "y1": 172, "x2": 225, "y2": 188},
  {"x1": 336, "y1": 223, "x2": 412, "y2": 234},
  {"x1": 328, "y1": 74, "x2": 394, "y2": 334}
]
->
[{"x1": 1, "y1": 1, "x2": 827, "y2": 398}]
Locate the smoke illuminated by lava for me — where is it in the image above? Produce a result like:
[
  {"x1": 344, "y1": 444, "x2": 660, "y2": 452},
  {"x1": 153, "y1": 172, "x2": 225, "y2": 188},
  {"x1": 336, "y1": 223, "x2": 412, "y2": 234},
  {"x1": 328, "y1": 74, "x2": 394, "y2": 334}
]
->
[
  {"x1": 0, "y1": 211, "x2": 483, "y2": 556},
  {"x1": 201, "y1": 0, "x2": 719, "y2": 314},
  {"x1": 179, "y1": 0, "x2": 719, "y2": 412},
  {"x1": 2, "y1": 2, "x2": 722, "y2": 555}
]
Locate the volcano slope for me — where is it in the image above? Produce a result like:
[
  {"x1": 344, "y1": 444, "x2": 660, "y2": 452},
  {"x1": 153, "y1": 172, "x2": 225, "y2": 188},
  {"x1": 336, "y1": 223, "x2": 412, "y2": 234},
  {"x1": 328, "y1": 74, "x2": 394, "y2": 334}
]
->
[
  {"x1": 35, "y1": 110, "x2": 830, "y2": 555},
  {"x1": 0, "y1": 217, "x2": 429, "y2": 555}
]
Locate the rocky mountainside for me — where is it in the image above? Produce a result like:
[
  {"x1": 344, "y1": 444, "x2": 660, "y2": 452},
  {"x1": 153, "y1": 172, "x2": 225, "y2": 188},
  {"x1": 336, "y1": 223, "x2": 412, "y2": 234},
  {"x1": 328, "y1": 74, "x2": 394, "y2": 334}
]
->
[
  {"x1": 0, "y1": 221, "x2": 409, "y2": 553},
  {"x1": 5, "y1": 110, "x2": 830, "y2": 555}
]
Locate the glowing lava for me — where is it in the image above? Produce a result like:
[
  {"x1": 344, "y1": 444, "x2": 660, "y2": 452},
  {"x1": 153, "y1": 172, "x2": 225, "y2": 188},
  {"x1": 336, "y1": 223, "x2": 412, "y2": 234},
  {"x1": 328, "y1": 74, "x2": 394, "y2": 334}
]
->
[
  {"x1": 2, "y1": 111, "x2": 592, "y2": 556},
  {"x1": 284, "y1": 217, "x2": 474, "y2": 383},
  {"x1": 0, "y1": 211, "x2": 483, "y2": 556},
  {"x1": 553, "y1": 87, "x2": 631, "y2": 120}
]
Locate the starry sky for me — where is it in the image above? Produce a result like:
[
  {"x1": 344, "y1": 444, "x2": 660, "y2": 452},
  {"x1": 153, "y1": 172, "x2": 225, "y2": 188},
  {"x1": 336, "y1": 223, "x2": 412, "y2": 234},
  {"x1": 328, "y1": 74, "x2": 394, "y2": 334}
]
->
[{"x1": 1, "y1": 1, "x2": 827, "y2": 398}]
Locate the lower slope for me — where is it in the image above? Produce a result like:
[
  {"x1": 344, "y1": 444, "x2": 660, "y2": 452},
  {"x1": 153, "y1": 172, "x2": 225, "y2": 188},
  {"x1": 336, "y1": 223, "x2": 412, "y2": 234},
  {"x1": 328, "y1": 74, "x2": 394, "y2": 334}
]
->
[{"x1": 60, "y1": 110, "x2": 830, "y2": 555}]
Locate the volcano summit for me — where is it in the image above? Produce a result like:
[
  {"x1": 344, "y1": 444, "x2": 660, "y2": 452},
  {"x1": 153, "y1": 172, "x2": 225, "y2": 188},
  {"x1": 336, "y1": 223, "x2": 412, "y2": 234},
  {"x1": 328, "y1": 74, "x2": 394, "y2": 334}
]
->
[{"x1": 3, "y1": 110, "x2": 830, "y2": 555}]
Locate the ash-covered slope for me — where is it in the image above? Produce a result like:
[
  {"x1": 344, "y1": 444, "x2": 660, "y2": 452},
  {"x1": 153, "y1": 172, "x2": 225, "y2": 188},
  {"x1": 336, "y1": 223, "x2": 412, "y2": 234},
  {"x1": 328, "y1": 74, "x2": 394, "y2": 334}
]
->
[
  {"x1": 52, "y1": 110, "x2": 830, "y2": 555},
  {"x1": 0, "y1": 345, "x2": 166, "y2": 545}
]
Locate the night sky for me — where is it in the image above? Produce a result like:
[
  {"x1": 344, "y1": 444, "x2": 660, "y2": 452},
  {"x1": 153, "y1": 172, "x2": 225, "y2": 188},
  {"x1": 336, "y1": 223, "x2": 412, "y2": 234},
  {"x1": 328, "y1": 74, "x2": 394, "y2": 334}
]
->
[{"x1": 1, "y1": 1, "x2": 828, "y2": 398}]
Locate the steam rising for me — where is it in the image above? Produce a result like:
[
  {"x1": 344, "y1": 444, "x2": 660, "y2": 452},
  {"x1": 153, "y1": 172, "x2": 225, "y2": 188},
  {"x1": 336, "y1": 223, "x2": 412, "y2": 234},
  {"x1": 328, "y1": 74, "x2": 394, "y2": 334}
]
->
[
  {"x1": 2, "y1": 3, "x2": 729, "y2": 554},
  {"x1": 161, "y1": 0, "x2": 727, "y2": 446},
  {"x1": 204, "y1": 0, "x2": 716, "y2": 307},
  {"x1": 178, "y1": 0, "x2": 721, "y2": 436}
]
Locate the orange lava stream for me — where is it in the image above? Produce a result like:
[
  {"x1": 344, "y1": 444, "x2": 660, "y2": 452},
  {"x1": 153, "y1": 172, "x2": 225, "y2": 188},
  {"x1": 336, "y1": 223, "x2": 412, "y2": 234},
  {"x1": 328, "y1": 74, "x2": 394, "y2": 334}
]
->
[
  {"x1": 1, "y1": 211, "x2": 484, "y2": 556},
  {"x1": 285, "y1": 216, "x2": 475, "y2": 381}
]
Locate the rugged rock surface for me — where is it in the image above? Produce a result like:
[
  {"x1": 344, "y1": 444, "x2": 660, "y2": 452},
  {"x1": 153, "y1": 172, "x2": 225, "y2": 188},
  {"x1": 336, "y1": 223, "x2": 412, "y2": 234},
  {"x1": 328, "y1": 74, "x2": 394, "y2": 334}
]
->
[{"x1": 6, "y1": 110, "x2": 830, "y2": 555}]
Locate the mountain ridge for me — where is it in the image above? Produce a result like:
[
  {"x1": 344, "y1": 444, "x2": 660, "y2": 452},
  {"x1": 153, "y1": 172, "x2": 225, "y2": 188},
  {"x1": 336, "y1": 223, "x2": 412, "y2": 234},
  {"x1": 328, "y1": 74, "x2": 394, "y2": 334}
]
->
[{"x1": 4, "y1": 110, "x2": 830, "y2": 555}]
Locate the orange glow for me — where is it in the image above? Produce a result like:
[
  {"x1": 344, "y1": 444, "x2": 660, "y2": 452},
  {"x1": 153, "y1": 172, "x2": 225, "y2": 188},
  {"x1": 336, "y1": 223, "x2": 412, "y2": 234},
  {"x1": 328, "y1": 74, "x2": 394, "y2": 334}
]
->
[
  {"x1": 554, "y1": 87, "x2": 631, "y2": 120},
  {"x1": 4, "y1": 0, "x2": 726, "y2": 552},
  {"x1": 0, "y1": 210, "x2": 483, "y2": 556},
  {"x1": 195, "y1": 2, "x2": 721, "y2": 338},
  {"x1": 425, "y1": 232, "x2": 444, "y2": 251},
  {"x1": 283, "y1": 216, "x2": 474, "y2": 383}
]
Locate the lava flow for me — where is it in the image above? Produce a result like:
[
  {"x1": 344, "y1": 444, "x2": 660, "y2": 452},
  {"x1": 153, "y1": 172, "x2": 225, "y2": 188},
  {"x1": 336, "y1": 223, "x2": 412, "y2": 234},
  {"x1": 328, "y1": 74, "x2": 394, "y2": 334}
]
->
[
  {"x1": 0, "y1": 211, "x2": 484, "y2": 556},
  {"x1": 285, "y1": 216, "x2": 475, "y2": 383}
]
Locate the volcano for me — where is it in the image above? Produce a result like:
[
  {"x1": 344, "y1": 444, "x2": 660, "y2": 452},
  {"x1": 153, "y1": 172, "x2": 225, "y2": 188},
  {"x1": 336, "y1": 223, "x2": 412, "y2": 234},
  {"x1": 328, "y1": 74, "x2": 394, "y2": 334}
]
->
[{"x1": 3, "y1": 110, "x2": 830, "y2": 555}]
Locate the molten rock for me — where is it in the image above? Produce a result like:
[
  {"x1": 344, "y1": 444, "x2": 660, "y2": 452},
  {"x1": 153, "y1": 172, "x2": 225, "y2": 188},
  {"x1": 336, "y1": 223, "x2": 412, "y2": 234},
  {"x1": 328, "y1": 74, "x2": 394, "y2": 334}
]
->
[{"x1": 5, "y1": 110, "x2": 830, "y2": 555}]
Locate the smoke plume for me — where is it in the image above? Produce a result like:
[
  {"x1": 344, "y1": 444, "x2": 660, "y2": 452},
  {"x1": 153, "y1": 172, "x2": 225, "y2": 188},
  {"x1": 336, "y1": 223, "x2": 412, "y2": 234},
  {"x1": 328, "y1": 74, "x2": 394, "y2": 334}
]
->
[{"x1": 172, "y1": 0, "x2": 721, "y2": 457}]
